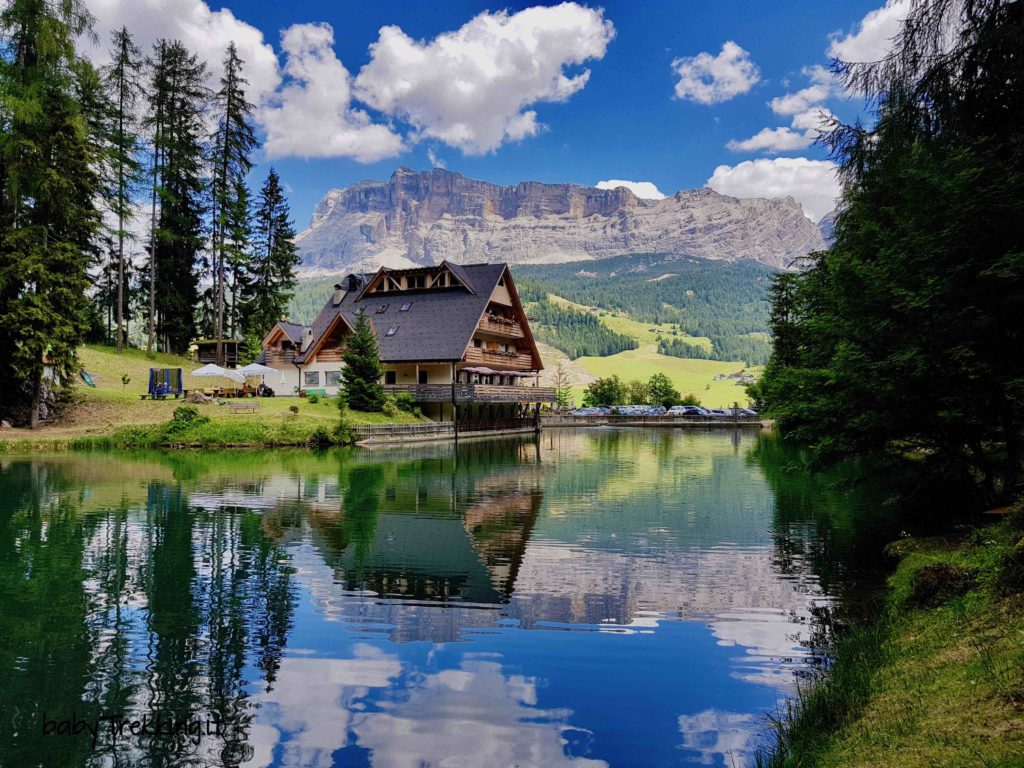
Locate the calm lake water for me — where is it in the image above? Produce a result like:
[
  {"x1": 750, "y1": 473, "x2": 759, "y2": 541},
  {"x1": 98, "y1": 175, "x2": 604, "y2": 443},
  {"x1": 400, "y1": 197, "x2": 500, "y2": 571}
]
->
[{"x1": 0, "y1": 429, "x2": 894, "y2": 768}]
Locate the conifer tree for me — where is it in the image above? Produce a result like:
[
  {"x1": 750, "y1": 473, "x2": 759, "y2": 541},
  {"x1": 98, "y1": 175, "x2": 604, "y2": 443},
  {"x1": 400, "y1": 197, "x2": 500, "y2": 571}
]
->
[
  {"x1": 342, "y1": 314, "x2": 385, "y2": 412},
  {"x1": 245, "y1": 168, "x2": 299, "y2": 337},
  {"x1": 0, "y1": 0, "x2": 103, "y2": 426},
  {"x1": 144, "y1": 40, "x2": 208, "y2": 354},
  {"x1": 101, "y1": 27, "x2": 143, "y2": 352},
  {"x1": 224, "y1": 178, "x2": 252, "y2": 338},
  {"x1": 210, "y1": 42, "x2": 256, "y2": 362}
]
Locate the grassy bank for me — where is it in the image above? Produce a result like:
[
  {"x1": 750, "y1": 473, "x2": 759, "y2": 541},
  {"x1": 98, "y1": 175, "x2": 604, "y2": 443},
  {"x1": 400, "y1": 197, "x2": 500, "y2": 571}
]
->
[
  {"x1": 761, "y1": 512, "x2": 1024, "y2": 767},
  {"x1": 0, "y1": 344, "x2": 421, "y2": 450}
]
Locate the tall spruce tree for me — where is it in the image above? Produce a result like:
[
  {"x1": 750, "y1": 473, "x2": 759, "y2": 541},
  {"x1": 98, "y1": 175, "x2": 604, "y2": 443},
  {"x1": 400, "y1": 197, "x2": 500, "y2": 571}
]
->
[
  {"x1": 342, "y1": 313, "x2": 385, "y2": 412},
  {"x1": 245, "y1": 168, "x2": 299, "y2": 337},
  {"x1": 757, "y1": 0, "x2": 1024, "y2": 506},
  {"x1": 0, "y1": 0, "x2": 103, "y2": 426},
  {"x1": 144, "y1": 40, "x2": 208, "y2": 354},
  {"x1": 101, "y1": 27, "x2": 143, "y2": 352},
  {"x1": 224, "y1": 178, "x2": 252, "y2": 338},
  {"x1": 210, "y1": 42, "x2": 256, "y2": 363}
]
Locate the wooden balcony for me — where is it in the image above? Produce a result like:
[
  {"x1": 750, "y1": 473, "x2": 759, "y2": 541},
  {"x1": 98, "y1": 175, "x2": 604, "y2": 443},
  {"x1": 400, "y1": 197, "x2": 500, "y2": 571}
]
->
[
  {"x1": 263, "y1": 349, "x2": 297, "y2": 365},
  {"x1": 477, "y1": 315, "x2": 524, "y2": 338},
  {"x1": 314, "y1": 347, "x2": 344, "y2": 362},
  {"x1": 463, "y1": 346, "x2": 534, "y2": 370},
  {"x1": 384, "y1": 383, "x2": 556, "y2": 403}
]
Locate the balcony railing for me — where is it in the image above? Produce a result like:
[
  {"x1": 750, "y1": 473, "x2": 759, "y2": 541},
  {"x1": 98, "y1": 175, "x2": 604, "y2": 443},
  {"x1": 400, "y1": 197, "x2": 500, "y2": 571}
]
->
[
  {"x1": 477, "y1": 315, "x2": 524, "y2": 338},
  {"x1": 314, "y1": 347, "x2": 344, "y2": 362},
  {"x1": 463, "y1": 346, "x2": 534, "y2": 369},
  {"x1": 383, "y1": 383, "x2": 556, "y2": 403},
  {"x1": 263, "y1": 349, "x2": 297, "y2": 365}
]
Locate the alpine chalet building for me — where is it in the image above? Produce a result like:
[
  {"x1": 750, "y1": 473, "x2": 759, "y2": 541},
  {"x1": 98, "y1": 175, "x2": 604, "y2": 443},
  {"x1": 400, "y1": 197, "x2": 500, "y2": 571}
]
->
[{"x1": 257, "y1": 261, "x2": 555, "y2": 426}]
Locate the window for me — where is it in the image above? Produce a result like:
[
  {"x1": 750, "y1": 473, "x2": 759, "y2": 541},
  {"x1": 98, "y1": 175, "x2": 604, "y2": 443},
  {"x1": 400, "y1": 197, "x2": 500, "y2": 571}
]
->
[
  {"x1": 473, "y1": 338, "x2": 482, "y2": 348},
  {"x1": 418, "y1": 370, "x2": 428, "y2": 384},
  {"x1": 412, "y1": 274, "x2": 426, "y2": 289},
  {"x1": 437, "y1": 272, "x2": 448, "y2": 287},
  {"x1": 376, "y1": 304, "x2": 388, "y2": 314},
  {"x1": 326, "y1": 371, "x2": 341, "y2": 387},
  {"x1": 386, "y1": 326, "x2": 399, "y2": 337},
  {"x1": 304, "y1": 371, "x2": 320, "y2": 387},
  {"x1": 400, "y1": 302, "x2": 412, "y2": 312},
  {"x1": 384, "y1": 371, "x2": 397, "y2": 385}
]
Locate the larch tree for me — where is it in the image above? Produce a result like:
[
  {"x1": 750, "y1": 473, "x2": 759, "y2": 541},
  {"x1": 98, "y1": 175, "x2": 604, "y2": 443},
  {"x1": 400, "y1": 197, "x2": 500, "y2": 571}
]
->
[
  {"x1": 209, "y1": 42, "x2": 256, "y2": 364},
  {"x1": 144, "y1": 40, "x2": 208, "y2": 354},
  {"x1": 100, "y1": 26, "x2": 143, "y2": 352},
  {"x1": 0, "y1": 0, "x2": 103, "y2": 427}
]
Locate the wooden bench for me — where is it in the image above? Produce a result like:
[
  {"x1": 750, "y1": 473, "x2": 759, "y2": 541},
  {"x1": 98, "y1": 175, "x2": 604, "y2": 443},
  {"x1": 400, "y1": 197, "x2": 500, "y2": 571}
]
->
[{"x1": 227, "y1": 402, "x2": 259, "y2": 415}]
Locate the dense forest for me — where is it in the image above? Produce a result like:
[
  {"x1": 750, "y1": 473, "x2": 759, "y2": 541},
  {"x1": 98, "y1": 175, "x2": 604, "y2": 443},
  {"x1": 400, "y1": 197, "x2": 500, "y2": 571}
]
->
[
  {"x1": 659, "y1": 334, "x2": 771, "y2": 366},
  {"x1": 0, "y1": 1, "x2": 300, "y2": 426},
  {"x1": 754, "y1": 0, "x2": 1024, "y2": 509},
  {"x1": 527, "y1": 299, "x2": 638, "y2": 358}
]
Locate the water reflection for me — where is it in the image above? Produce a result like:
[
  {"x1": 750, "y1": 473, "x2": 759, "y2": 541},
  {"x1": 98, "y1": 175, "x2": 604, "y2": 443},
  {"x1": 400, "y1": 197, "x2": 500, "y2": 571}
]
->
[{"x1": 0, "y1": 430, "x2": 891, "y2": 767}]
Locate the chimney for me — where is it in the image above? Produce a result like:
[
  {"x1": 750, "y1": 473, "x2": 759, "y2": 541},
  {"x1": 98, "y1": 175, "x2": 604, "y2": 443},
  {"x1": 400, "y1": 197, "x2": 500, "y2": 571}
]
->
[
  {"x1": 301, "y1": 327, "x2": 314, "y2": 352},
  {"x1": 332, "y1": 283, "x2": 345, "y2": 306}
]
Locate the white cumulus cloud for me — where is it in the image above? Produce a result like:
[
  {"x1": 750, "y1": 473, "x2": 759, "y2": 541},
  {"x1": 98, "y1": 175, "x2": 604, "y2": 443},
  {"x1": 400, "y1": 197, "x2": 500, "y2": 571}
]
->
[
  {"x1": 769, "y1": 65, "x2": 841, "y2": 116},
  {"x1": 828, "y1": 0, "x2": 911, "y2": 63},
  {"x1": 595, "y1": 179, "x2": 665, "y2": 200},
  {"x1": 82, "y1": 0, "x2": 281, "y2": 105},
  {"x1": 707, "y1": 157, "x2": 840, "y2": 221},
  {"x1": 671, "y1": 41, "x2": 760, "y2": 105},
  {"x1": 260, "y1": 23, "x2": 404, "y2": 162},
  {"x1": 727, "y1": 106, "x2": 834, "y2": 155},
  {"x1": 353, "y1": 2, "x2": 615, "y2": 155}
]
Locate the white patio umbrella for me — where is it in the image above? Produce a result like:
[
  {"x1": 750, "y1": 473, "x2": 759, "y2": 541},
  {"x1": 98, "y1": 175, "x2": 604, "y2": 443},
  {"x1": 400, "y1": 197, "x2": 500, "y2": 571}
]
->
[
  {"x1": 191, "y1": 363, "x2": 245, "y2": 384},
  {"x1": 238, "y1": 363, "x2": 278, "y2": 378}
]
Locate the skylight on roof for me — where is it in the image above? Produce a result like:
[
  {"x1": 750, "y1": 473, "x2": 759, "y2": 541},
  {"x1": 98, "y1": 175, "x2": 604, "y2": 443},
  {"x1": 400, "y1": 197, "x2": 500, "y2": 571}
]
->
[
  {"x1": 400, "y1": 302, "x2": 412, "y2": 312},
  {"x1": 376, "y1": 304, "x2": 388, "y2": 314},
  {"x1": 386, "y1": 326, "x2": 399, "y2": 336}
]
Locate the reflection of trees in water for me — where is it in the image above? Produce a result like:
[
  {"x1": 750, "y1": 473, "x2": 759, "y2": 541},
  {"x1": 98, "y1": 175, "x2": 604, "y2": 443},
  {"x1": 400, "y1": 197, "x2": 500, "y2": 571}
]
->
[
  {"x1": 750, "y1": 435, "x2": 899, "y2": 622},
  {"x1": 0, "y1": 460, "x2": 298, "y2": 768}
]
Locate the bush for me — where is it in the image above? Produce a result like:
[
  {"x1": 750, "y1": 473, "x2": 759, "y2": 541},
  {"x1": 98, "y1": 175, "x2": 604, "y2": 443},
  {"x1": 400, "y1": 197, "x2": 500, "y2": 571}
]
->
[
  {"x1": 905, "y1": 563, "x2": 979, "y2": 608},
  {"x1": 394, "y1": 391, "x2": 417, "y2": 413},
  {"x1": 307, "y1": 393, "x2": 320, "y2": 404},
  {"x1": 288, "y1": 405, "x2": 299, "y2": 416},
  {"x1": 166, "y1": 406, "x2": 210, "y2": 433},
  {"x1": 308, "y1": 426, "x2": 332, "y2": 448},
  {"x1": 381, "y1": 397, "x2": 399, "y2": 418}
]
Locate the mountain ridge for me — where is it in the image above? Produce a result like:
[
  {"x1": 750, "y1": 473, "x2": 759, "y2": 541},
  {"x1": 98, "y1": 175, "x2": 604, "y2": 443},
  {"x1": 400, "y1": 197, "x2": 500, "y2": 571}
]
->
[{"x1": 295, "y1": 167, "x2": 828, "y2": 274}]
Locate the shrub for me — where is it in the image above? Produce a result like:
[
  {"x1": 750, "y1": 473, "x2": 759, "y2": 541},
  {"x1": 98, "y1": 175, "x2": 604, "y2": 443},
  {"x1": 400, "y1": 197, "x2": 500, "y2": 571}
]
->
[
  {"x1": 307, "y1": 393, "x2": 320, "y2": 404},
  {"x1": 381, "y1": 397, "x2": 399, "y2": 418},
  {"x1": 905, "y1": 563, "x2": 979, "y2": 608},
  {"x1": 394, "y1": 391, "x2": 417, "y2": 413},
  {"x1": 308, "y1": 426, "x2": 333, "y2": 448},
  {"x1": 288, "y1": 405, "x2": 299, "y2": 416},
  {"x1": 166, "y1": 406, "x2": 209, "y2": 433}
]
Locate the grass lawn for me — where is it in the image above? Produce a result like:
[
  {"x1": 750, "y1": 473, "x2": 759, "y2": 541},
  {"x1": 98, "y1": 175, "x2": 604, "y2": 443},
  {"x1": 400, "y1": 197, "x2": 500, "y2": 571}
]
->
[
  {"x1": 538, "y1": 294, "x2": 754, "y2": 407},
  {"x1": 762, "y1": 516, "x2": 1024, "y2": 767},
  {"x1": 1, "y1": 345, "x2": 420, "y2": 449}
]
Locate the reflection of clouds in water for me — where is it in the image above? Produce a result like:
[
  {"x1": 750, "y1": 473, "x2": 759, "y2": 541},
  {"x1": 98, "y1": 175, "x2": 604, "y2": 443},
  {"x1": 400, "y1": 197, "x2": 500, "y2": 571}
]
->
[
  {"x1": 708, "y1": 608, "x2": 826, "y2": 689},
  {"x1": 352, "y1": 658, "x2": 606, "y2": 768},
  {"x1": 246, "y1": 644, "x2": 401, "y2": 768},
  {"x1": 246, "y1": 652, "x2": 605, "y2": 768},
  {"x1": 677, "y1": 710, "x2": 760, "y2": 767}
]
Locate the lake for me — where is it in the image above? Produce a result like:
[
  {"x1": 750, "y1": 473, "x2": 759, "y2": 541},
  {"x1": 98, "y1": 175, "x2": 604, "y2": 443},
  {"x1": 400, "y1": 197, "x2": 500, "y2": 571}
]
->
[{"x1": 0, "y1": 429, "x2": 894, "y2": 768}]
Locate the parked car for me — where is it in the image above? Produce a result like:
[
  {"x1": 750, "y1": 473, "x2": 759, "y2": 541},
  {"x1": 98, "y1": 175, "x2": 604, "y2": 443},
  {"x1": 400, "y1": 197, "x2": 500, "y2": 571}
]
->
[
  {"x1": 737, "y1": 408, "x2": 759, "y2": 417},
  {"x1": 667, "y1": 405, "x2": 708, "y2": 416},
  {"x1": 571, "y1": 407, "x2": 610, "y2": 416},
  {"x1": 708, "y1": 409, "x2": 731, "y2": 417}
]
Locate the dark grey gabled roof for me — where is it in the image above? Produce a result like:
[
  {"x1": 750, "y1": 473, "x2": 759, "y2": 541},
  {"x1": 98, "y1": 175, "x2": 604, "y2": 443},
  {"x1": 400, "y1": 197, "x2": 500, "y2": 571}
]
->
[
  {"x1": 278, "y1": 321, "x2": 305, "y2": 344},
  {"x1": 298, "y1": 262, "x2": 509, "y2": 364}
]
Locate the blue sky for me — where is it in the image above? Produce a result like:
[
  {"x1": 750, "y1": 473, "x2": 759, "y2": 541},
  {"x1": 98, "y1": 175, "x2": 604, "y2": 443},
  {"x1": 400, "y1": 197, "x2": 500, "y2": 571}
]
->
[{"x1": 83, "y1": 0, "x2": 908, "y2": 226}]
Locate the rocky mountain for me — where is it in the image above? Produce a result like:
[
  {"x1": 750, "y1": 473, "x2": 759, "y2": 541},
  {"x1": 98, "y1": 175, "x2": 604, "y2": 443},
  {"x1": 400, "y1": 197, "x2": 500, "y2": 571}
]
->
[{"x1": 296, "y1": 167, "x2": 827, "y2": 274}]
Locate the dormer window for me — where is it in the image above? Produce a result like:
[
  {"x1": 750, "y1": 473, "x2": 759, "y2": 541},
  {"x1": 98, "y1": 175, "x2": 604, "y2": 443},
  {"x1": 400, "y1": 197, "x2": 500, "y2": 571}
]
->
[{"x1": 411, "y1": 274, "x2": 426, "y2": 289}]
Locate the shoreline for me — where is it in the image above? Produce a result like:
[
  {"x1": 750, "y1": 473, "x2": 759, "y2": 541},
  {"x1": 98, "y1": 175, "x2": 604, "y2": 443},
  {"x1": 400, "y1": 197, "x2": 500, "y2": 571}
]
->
[{"x1": 758, "y1": 512, "x2": 1024, "y2": 767}]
